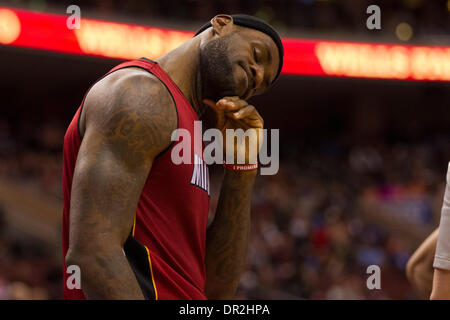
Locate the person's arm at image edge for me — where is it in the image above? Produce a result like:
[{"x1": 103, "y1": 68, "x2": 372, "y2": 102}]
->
[
  {"x1": 430, "y1": 163, "x2": 450, "y2": 300},
  {"x1": 65, "y1": 71, "x2": 177, "y2": 299},
  {"x1": 406, "y1": 228, "x2": 438, "y2": 299},
  {"x1": 431, "y1": 268, "x2": 450, "y2": 299},
  {"x1": 432, "y1": 221, "x2": 450, "y2": 299}
]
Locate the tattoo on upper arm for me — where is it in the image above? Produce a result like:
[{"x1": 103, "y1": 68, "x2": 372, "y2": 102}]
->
[
  {"x1": 98, "y1": 78, "x2": 177, "y2": 167},
  {"x1": 71, "y1": 71, "x2": 177, "y2": 244}
]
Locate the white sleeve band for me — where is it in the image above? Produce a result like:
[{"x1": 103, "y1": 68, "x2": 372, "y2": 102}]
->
[{"x1": 434, "y1": 162, "x2": 450, "y2": 270}]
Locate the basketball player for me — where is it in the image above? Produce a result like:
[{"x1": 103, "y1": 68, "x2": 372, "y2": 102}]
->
[
  {"x1": 407, "y1": 163, "x2": 450, "y2": 299},
  {"x1": 62, "y1": 14, "x2": 283, "y2": 299}
]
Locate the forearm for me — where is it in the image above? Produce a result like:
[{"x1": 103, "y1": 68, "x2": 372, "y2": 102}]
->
[
  {"x1": 431, "y1": 268, "x2": 450, "y2": 299},
  {"x1": 431, "y1": 164, "x2": 450, "y2": 299},
  {"x1": 407, "y1": 258, "x2": 434, "y2": 299},
  {"x1": 406, "y1": 229, "x2": 438, "y2": 298},
  {"x1": 66, "y1": 246, "x2": 144, "y2": 299},
  {"x1": 205, "y1": 169, "x2": 257, "y2": 299}
]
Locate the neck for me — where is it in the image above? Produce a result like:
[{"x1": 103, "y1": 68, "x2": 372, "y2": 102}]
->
[{"x1": 155, "y1": 37, "x2": 205, "y2": 116}]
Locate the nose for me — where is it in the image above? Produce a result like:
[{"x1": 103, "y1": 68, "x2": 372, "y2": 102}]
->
[{"x1": 250, "y1": 64, "x2": 264, "y2": 91}]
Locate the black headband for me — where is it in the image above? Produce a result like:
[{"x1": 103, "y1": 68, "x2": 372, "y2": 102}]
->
[{"x1": 194, "y1": 14, "x2": 284, "y2": 83}]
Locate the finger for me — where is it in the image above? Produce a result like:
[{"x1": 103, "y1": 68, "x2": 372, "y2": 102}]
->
[
  {"x1": 230, "y1": 105, "x2": 256, "y2": 120},
  {"x1": 232, "y1": 109, "x2": 264, "y2": 129},
  {"x1": 203, "y1": 99, "x2": 226, "y2": 128},
  {"x1": 221, "y1": 96, "x2": 240, "y2": 102},
  {"x1": 240, "y1": 116, "x2": 264, "y2": 129},
  {"x1": 218, "y1": 99, "x2": 248, "y2": 112}
]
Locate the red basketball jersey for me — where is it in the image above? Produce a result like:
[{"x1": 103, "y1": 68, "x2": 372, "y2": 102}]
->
[{"x1": 62, "y1": 58, "x2": 210, "y2": 300}]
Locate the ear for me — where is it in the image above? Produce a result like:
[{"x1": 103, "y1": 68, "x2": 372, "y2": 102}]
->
[{"x1": 210, "y1": 14, "x2": 234, "y2": 36}]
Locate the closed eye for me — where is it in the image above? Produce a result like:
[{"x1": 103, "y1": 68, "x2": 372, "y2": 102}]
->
[{"x1": 253, "y1": 47, "x2": 259, "y2": 63}]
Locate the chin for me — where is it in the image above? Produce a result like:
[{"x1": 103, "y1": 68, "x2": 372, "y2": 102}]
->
[{"x1": 217, "y1": 88, "x2": 239, "y2": 100}]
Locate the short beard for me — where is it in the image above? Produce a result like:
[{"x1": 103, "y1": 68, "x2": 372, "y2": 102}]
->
[{"x1": 199, "y1": 34, "x2": 237, "y2": 102}]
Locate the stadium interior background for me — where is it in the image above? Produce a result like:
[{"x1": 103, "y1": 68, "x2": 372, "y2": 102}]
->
[{"x1": 0, "y1": 0, "x2": 450, "y2": 299}]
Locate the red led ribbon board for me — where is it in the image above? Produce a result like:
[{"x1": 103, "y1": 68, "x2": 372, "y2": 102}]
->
[{"x1": 1, "y1": 7, "x2": 449, "y2": 81}]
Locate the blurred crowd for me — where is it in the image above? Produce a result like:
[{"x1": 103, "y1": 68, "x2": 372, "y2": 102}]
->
[
  {"x1": 1, "y1": 114, "x2": 449, "y2": 299},
  {"x1": 0, "y1": 118, "x2": 63, "y2": 199},
  {"x1": 0, "y1": 206, "x2": 61, "y2": 299},
  {"x1": 0, "y1": 118, "x2": 63, "y2": 299},
  {"x1": 2, "y1": 0, "x2": 449, "y2": 41},
  {"x1": 231, "y1": 137, "x2": 450, "y2": 299}
]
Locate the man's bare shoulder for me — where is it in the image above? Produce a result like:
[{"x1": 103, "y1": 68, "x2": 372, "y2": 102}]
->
[{"x1": 81, "y1": 67, "x2": 178, "y2": 164}]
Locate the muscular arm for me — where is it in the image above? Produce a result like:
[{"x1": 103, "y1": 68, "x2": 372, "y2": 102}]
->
[
  {"x1": 203, "y1": 97, "x2": 263, "y2": 299},
  {"x1": 406, "y1": 228, "x2": 438, "y2": 298},
  {"x1": 65, "y1": 69, "x2": 177, "y2": 299},
  {"x1": 204, "y1": 169, "x2": 256, "y2": 299}
]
